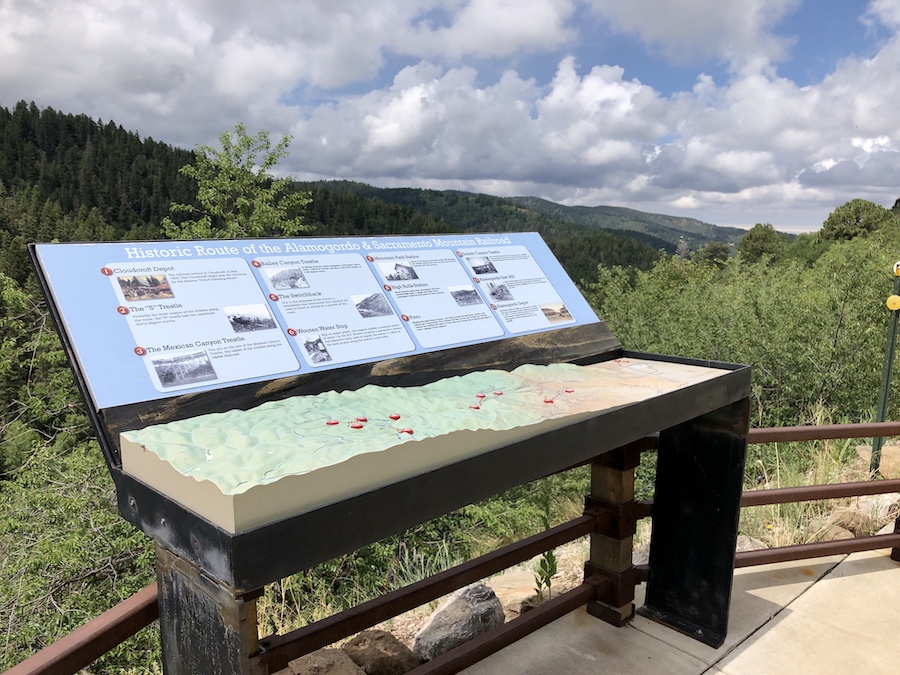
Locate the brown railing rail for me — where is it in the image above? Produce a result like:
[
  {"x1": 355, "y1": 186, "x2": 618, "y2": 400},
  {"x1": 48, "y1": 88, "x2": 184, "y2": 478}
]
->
[
  {"x1": 7, "y1": 422, "x2": 900, "y2": 675},
  {"x1": 4, "y1": 584, "x2": 159, "y2": 675}
]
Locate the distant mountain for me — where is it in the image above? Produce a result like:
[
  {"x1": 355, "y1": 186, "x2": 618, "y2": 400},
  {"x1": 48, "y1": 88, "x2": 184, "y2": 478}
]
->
[
  {"x1": 0, "y1": 100, "x2": 738, "y2": 287},
  {"x1": 313, "y1": 181, "x2": 742, "y2": 251},
  {"x1": 302, "y1": 181, "x2": 667, "y2": 282},
  {"x1": 505, "y1": 196, "x2": 747, "y2": 248}
]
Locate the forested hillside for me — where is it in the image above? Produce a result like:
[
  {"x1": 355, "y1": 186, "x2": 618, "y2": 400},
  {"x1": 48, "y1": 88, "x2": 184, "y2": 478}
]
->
[
  {"x1": 304, "y1": 181, "x2": 668, "y2": 281},
  {"x1": 3, "y1": 100, "x2": 900, "y2": 672},
  {"x1": 0, "y1": 101, "x2": 195, "y2": 235},
  {"x1": 0, "y1": 101, "x2": 670, "y2": 286},
  {"x1": 505, "y1": 196, "x2": 746, "y2": 249}
]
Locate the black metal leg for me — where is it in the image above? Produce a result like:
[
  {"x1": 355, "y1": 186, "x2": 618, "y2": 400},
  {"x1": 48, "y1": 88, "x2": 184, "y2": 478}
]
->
[
  {"x1": 639, "y1": 398, "x2": 749, "y2": 648},
  {"x1": 891, "y1": 516, "x2": 900, "y2": 562},
  {"x1": 156, "y1": 544, "x2": 266, "y2": 674}
]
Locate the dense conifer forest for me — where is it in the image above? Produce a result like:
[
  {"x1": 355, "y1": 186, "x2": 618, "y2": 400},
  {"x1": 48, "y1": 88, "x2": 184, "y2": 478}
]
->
[{"x1": 2, "y1": 100, "x2": 900, "y2": 672}]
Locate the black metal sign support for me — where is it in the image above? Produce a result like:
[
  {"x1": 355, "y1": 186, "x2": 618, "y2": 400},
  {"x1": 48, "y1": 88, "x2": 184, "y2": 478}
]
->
[{"x1": 639, "y1": 397, "x2": 750, "y2": 647}]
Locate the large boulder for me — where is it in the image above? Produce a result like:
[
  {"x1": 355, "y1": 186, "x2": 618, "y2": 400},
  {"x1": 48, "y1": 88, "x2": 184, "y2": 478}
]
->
[
  {"x1": 413, "y1": 583, "x2": 505, "y2": 662},
  {"x1": 343, "y1": 629, "x2": 420, "y2": 675},
  {"x1": 488, "y1": 568, "x2": 542, "y2": 619}
]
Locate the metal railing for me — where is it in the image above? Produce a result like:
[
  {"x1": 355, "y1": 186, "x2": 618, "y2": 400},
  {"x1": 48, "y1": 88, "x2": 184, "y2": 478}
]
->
[{"x1": 7, "y1": 422, "x2": 900, "y2": 675}]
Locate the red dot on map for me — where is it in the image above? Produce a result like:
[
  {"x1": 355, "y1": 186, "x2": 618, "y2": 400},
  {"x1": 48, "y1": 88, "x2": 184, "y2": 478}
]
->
[
  {"x1": 356, "y1": 416, "x2": 368, "y2": 422},
  {"x1": 400, "y1": 428, "x2": 414, "y2": 434},
  {"x1": 544, "y1": 398, "x2": 554, "y2": 404},
  {"x1": 469, "y1": 404, "x2": 480, "y2": 410},
  {"x1": 326, "y1": 420, "x2": 339, "y2": 426},
  {"x1": 565, "y1": 388, "x2": 575, "y2": 393},
  {"x1": 493, "y1": 391, "x2": 503, "y2": 396},
  {"x1": 389, "y1": 413, "x2": 401, "y2": 420},
  {"x1": 476, "y1": 393, "x2": 486, "y2": 399},
  {"x1": 350, "y1": 423, "x2": 364, "y2": 429}
]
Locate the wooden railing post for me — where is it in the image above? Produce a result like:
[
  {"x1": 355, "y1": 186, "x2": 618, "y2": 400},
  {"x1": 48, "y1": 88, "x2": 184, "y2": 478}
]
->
[{"x1": 583, "y1": 440, "x2": 644, "y2": 625}]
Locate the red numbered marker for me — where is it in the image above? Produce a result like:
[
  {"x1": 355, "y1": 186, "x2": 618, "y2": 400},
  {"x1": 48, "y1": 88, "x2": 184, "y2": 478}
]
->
[
  {"x1": 117, "y1": 306, "x2": 129, "y2": 315},
  {"x1": 134, "y1": 346, "x2": 147, "y2": 356}
]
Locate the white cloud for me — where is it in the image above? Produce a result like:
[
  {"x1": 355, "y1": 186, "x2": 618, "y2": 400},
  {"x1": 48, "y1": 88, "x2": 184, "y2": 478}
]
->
[
  {"x1": 404, "y1": 0, "x2": 577, "y2": 59},
  {"x1": 585, "y1": 0, "x2": 803, "y2": 69},
  {"x1": 865, "y1": 0, "x2": 900, "y2": 29},
  {"x1": 0, "y1": 0, "x2": 898, "y2": 231}
]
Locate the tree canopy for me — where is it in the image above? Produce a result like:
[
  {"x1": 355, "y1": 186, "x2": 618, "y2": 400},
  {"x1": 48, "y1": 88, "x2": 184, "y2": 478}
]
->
[
  {"x1": 737, "y1": 223, "x2": 789, "y2": 263},
  {"x1": 162, "y1": 123, "x2": 312, "y2": 240},
  {"x1": 819, "y1": 199, "x2": 895, "y2": 241},
  {"x1": 692, "y1": 241, "x2": 732, "y2": 267}
]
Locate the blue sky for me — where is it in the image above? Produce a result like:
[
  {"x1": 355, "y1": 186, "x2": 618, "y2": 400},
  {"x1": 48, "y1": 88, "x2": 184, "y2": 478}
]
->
[{"x1": 1, "y1": 0, "x2": 899, "y2": 233}]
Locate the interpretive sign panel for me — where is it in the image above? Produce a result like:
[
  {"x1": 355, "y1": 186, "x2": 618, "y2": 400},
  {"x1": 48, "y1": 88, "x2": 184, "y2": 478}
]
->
[{"x1": 31, "y1": 233, "x2": 599, "y2": 410}]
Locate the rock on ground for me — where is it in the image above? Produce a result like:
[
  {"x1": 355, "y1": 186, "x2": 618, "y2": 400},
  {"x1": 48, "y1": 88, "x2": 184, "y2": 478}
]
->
[
  {"x1": 286, "y1": 648, "x2": 365, "y2": 675},
  {"x1": 343, "y1": 629, "x2": 420, "y2": 675},
  {"x1": 413, "y1": 583, "x2": 505, "y2": 662}
]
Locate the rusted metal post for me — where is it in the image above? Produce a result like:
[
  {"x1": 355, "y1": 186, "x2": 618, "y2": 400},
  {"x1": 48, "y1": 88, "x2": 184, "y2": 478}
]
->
[
  {"x1": 156, "y1": 544, "x2": 266, "y2": 675},
  {"x1": 584, "y1": 440, "x2": 643, "y2": 625}
]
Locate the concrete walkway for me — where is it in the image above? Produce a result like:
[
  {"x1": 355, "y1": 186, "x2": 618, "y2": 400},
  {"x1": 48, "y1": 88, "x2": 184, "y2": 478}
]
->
[{"x1": 463, "y1": 541, "x2": 899, "y2": 674}]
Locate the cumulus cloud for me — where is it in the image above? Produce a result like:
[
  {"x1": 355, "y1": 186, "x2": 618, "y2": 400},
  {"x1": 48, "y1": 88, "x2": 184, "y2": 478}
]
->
[
  {"x1": 290, "y1": 56, "x2": 678, "y2": 191},
  {"x1": 403, "y1": 0, "x2": 578, "y2": 59},
  {"x1": 0, "y1": 0, "x2": 898, "y2": 230},
  {"x1": 865, "y1": 0, "x2": 900, "y2": 29},
  {"x1": 585, "y1": 0, "x2": 803, "y2": 69}
]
